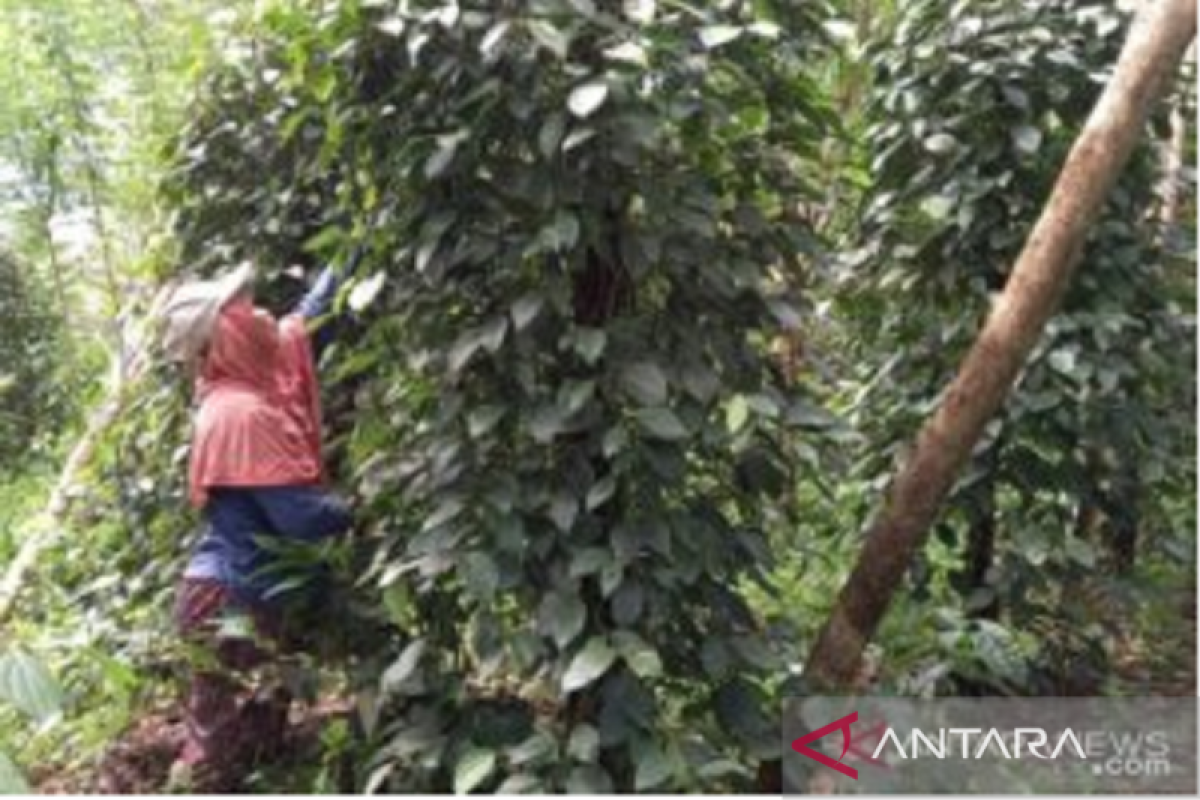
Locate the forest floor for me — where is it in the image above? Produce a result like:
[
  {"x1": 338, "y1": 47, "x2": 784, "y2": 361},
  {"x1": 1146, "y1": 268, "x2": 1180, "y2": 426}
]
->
[{"x1": 31, "y1": 696, "x2": 353, "y2": 794}]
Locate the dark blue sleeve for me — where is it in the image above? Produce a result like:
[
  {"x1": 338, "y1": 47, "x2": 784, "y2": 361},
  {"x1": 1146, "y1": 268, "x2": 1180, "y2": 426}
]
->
[
  {"x1": 292, "y1": 247, "x2": 365, "y2": 360},
  {"x1": 293, "y1": 246, "x2": 365, "y2": 321},
  {"x1": 295, "y1": 265, "x2": 340, "y2": 321},
  {"x1": 251, "y1": 486, "x2": 352, "y2": 543}
]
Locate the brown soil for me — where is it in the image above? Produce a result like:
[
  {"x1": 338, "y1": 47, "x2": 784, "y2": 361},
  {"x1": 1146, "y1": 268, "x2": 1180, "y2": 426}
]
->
[{"x1": 31, "y1": 697, "x2": 353, "y2": 795}]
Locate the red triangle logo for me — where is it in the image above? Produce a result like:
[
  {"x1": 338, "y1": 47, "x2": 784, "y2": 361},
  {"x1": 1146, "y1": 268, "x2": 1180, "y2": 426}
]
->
[{"x1": 791, "y1": 711, "x2": 860, "y2": 780}]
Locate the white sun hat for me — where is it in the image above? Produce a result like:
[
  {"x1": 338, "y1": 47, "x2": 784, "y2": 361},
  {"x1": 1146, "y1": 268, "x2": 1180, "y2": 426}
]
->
[{"x1": 161, "y1": 261, "x2": 256, "y2": 363}]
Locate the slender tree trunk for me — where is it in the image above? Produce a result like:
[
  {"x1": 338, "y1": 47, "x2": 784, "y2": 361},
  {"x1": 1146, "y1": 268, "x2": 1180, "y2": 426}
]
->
[{"x1": 803, "y1": 0, "x2": 1197, "y2": 690}]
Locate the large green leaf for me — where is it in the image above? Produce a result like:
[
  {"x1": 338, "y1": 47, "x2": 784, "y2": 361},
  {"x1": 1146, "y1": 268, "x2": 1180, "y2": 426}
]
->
[
  {"x1": 619, "y1": 361, "x2": 668, "y2": 406},
  {"x1": 0, "y1": 650, "x2": 61, "y2": 724},
  {"x1": 634, "y1": 744, "x2": 672, "y2": 790},
  {"x1": 562, "y1": 638, "x2": 617, "y2": 694},
  {"x1": 636, "y1": 408, "x2": 688, "y2": 441},
  {"x1": 567, "y1": 724, "x2": 599, "y2": 762},
  {"x1": 539, "y1": 589, "x2": 586, "y2": 649},
  {"x1": 454, "y1": 747, "x2": 496, "y2": 795},
  {"x1": 565, "y1": 764, "x2": 614, "y2": 793},
  {"x1": 567, "y1": 81, "x2": 609, "y2": 118},
  {"x1": 0, "y1": 751, "x2": 28, "y2": 795},
  {"x1": 381, "y1": 639, "x2": 426, "y2": 695}
]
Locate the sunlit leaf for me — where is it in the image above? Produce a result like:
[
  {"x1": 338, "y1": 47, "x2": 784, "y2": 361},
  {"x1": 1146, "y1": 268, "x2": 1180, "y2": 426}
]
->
[{"x1": 568, "y1": 81, "x2": 609, "y2": 119}]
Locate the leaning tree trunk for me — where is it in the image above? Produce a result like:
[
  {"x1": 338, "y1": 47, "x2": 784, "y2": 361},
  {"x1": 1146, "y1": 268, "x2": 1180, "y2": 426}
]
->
[{"x1": 803, "y1": 0, "x2": 1198, "y2": 691}]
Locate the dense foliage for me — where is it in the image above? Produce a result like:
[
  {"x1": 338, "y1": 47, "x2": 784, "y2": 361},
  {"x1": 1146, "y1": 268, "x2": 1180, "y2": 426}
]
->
[
  {"x1": 0, "y1": 0, "x2": 1193, "y2": 794},
  {"x1": 836, "y1": 0, "x2": 1196, "y2": 692},
  {"x1": 161, "y1": 0, "x2": 848, "y2": 791},
  {"x1": 0, "y1": 253, "x2": 65, "y2": 464}
]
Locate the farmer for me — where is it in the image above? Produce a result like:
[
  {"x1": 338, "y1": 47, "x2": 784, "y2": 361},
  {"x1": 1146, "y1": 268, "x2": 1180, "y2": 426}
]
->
[{"x1": 160, "y1": 256, "x2": 356, "y2": 790}]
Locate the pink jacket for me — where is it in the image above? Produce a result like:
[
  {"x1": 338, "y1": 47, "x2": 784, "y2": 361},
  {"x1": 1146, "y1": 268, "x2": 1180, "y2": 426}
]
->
[{"x1": 188, "y1": 299, "x2": 324, "y2": 508}]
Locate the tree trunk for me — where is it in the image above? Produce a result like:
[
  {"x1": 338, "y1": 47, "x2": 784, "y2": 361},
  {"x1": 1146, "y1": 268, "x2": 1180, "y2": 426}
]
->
[{"x1": 802, "y1": 0, "x2": 1197, "y2": 691}]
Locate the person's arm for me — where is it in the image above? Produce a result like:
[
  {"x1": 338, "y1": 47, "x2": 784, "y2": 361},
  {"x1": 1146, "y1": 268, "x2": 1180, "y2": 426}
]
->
[
  {"x1": 292, "y1": 246, "x2": 365, "y2": 357},
  {"x1": 252, "y1": 485, "x2": 352, "y2": 543}
]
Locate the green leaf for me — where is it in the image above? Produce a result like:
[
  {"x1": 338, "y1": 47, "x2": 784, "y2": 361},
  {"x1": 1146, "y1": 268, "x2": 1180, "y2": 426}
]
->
[
  {"x1": 508, "y1": 733, "x2": 556, "y2": 767},
  {"x1": 454, "y1": 747, "x2": 496, "y2": 795},
  {"x1": 726, "y1": 395, "x2": 750, "y2": 433},
  {"x1": 567, "y1": 724, "x2": 600, "y2": 762},
  {"x1": 586, "y1": 475, "x2": 617, "y2": 511},
  {"x1": 921, "y1": 194, "x2": 954, "y2": 220},
  {"x1": 565, "y1": 764, "x2": 614, "y2": 793},
  {"x1": 529, "y1": 20, "x2": 571, "y2": 59},
  {"x1": 699, "y1": 25, "x2": 742, "y2": 48},
  {"x1": 637, "y1": 408, "x2": 687, "y2": 440},
  {"x1": 496, "y1": 774, "x2": 543, "y2": 794},
  {"x1": 570, "y1": 547, "x2": 612, "y2": 577},
  {"x1": 680, "y1": 362, "x2": 719, "y2": 403},
  {"x1": 924, "y1": 133, "x2": 958, "y2": 154},
  {"x1": 529, "y1": 404, "x2": 567, "y2": 444},
  {"x1": 538, "y1": 115, "x2": 566, "y2": 159},
  {"x1": 573, "y1": 328, "x2": 606, "y2": 364},
  {"x1": 377, "y1": 16, "x2": 405, "y2": 36},
  {"x1": 424, "y1": 498, "x2": 465, "y2": 532},
  {"x1": 698, "y1": 759, "x2": 747, "y2": 779},
  {"x1": 562, "y1": 380, "x2": 596, "y2": 414},
  {"x1": 786, "y1": 399, "x2": 837, "y2": 429},
  {"x1": 0, "y1": 751, "x2": 29, "y2": 795},
  {"x1": 563, "y1": 128, "x2": 596, "y2": 151},
  {"x1": 1065, "y1": 537, "x2": 1097, "y2": 568},
  {"x1": 602, "y1": 425, "x2": 628, "y2": 458},
  {"x1": 635, "y1": 745, "x2": 672, "y2": 790},
  {"x1": 468, "y1": 406, "x2": 505, "y2": 438},
  {"x1": 601, "y1": 562, "x2": 624, "y2": 597},
  {"x1": 448, "y1": 330, "x2": 484, "y2": 373},
  {"x1": 1048, "y1": 348, "x2": 1077, "y2": 376},
  {"x1": 605, "y1": 41, "x2": 648, "y2": 67},
  {"x1": 549, "y1": 492, "x2": 579, "y2": 532},
  {"x1": 1002, "y1": 85, "x2": 1030, "y2": 109},
  {"x1": 0, "y1": 651, "x2": 61, "y2": 724},
  {"x1": 613, "y1": 631, "x2": 663, "y2": 678},
  {"x1": 619, "y1": 361, "x2": 668, "y2": 406},
  {"x1": 511, "y1": 293, "x2": 545, "y2": 331},
  {"x1": 347, "y1": 272, "x2": 385, "y2": 312},
  {"x1": 623, "y1": 0, "x2": 656, "y2": 24},
  {"x1": 1012, "y1": 125, "x2": 1042, "y2": 154},
  {"x1": 426, "y1": 131, "x2": 468, "y2": 179},
  {"x1": 562, "y1": 638, "x2": 617, "y2": 694},
  {"x1": 480, "y1": 20, "x2": 512, "y2": 57},
  {"x1": 540, "y1": 589, "x2": 587, "y2": 649},
  {"x1": 481, "y1": 317, "x2": 509, "y2": 353},
  {"x1": 382, "y1": 639, "x2": 426, "y2": 694},
  {"x1": 463, "y1": 552, "x2": 500, "y2": 600},
  {"x1": 568, "y1": 81, "x2": 609, "y2": 119},
  {"x1": 551, "y1": 211, "x2": 580, "y2": 251}
]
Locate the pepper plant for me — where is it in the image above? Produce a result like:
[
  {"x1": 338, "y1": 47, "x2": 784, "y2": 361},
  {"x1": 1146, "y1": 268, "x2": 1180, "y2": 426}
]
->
[{"x1": 161, "y1": 0, "x2": 836, "y2": 791}]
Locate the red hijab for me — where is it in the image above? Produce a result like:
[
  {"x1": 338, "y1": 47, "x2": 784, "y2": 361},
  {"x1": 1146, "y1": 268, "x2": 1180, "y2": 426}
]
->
[{"x1": 188, "y1": 299, "x2": 324, "y2": 508}]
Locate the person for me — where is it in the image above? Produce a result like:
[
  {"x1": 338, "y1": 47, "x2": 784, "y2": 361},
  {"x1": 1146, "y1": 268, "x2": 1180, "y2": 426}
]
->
[{"x1": 160, "y1": 256, "x2": 357, "y2": 790}]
